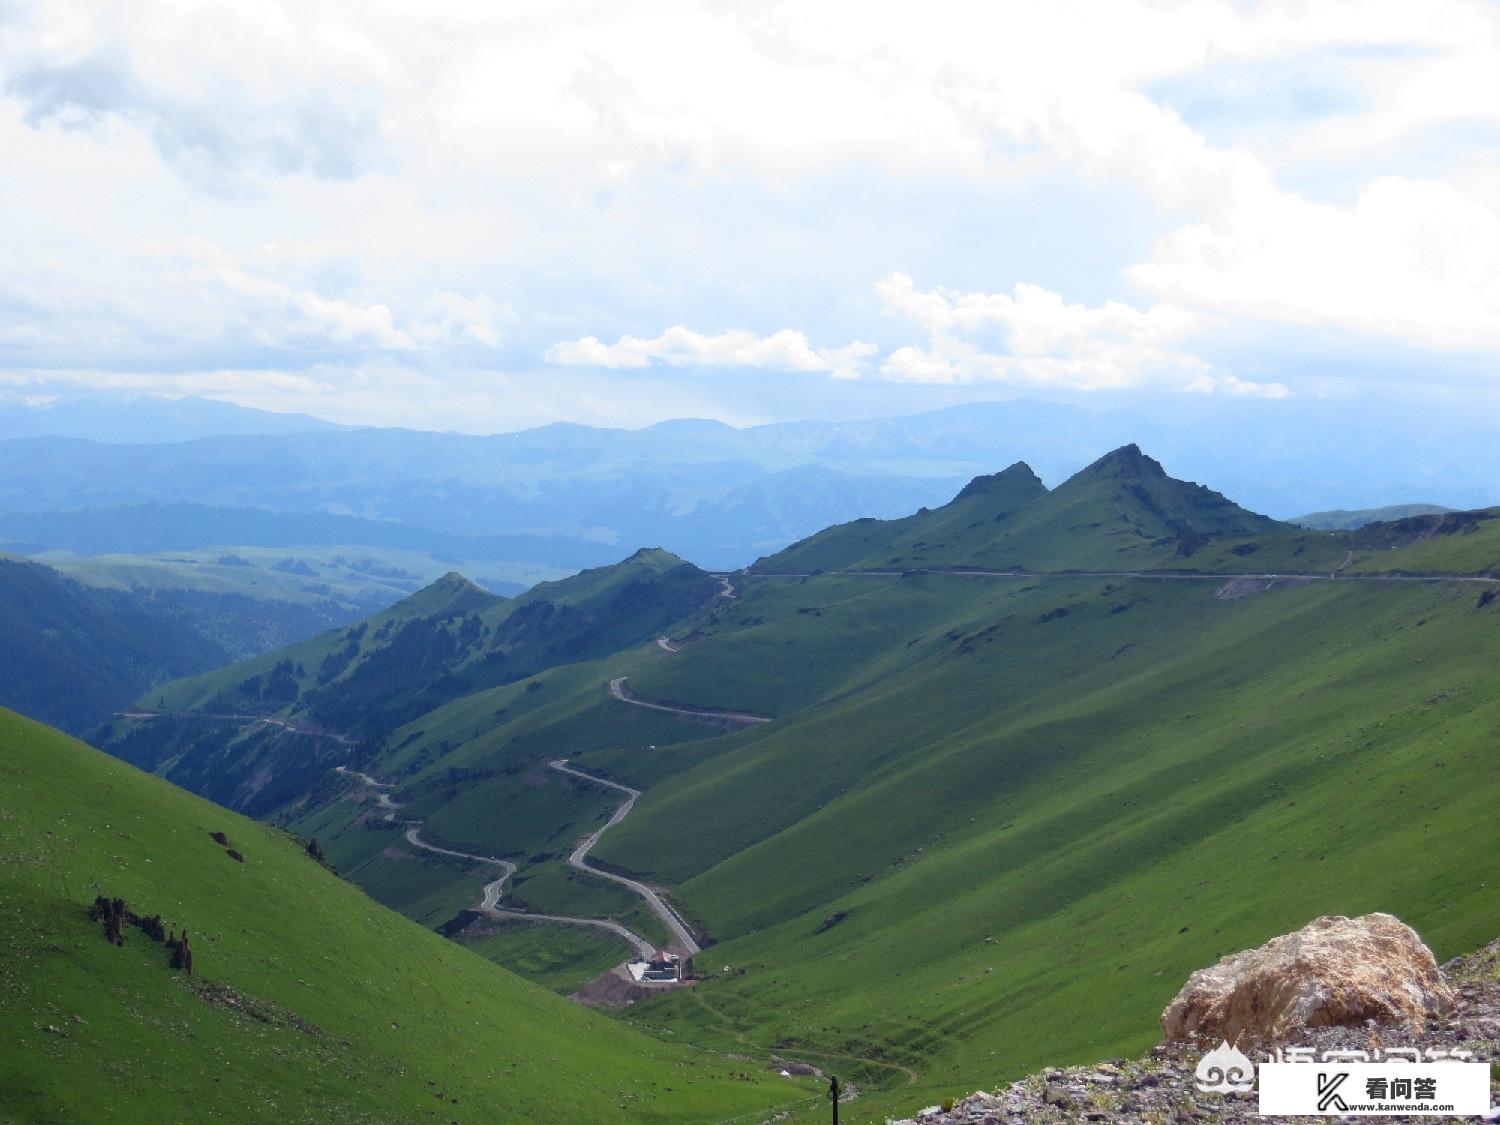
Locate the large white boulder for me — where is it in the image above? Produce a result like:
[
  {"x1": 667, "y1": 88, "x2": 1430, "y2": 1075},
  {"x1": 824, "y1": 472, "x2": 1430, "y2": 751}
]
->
[{"x1": 1161, "y1": 913, "x2": 1454, "y2": 1043}]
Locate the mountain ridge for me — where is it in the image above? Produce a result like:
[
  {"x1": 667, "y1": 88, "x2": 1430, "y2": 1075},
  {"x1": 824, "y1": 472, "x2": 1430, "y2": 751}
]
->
[
  {"x1": 756, "y1": 444, "x2": 1287, "y2": 575},
  {"x1": 74, "y1": 446, "x2": 1500, "y2": 1123}
]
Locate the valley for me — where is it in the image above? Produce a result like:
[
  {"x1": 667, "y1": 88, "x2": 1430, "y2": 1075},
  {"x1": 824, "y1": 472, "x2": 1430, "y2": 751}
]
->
[
  {"x1": 0, "y1": 708, "x2": 815, "y2": 1123},
  {"x1": 9, "y1": 13, "x2": 1498, "y2": 1120},
  {"x1": 69, "y1": 445, "x2": 1500, "y2": 1122}
]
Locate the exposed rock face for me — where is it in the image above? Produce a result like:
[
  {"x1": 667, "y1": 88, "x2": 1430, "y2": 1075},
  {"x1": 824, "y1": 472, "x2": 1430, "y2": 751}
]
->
[{"x1": 1161, "y1": 913, "x2": 1453, "y2": 1044}]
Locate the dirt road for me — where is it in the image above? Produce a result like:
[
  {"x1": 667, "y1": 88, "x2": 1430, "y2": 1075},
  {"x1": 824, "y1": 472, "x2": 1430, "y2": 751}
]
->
[
  {"x1": 608, "y1": 676, "x2": 770, "y2": 727},
  {"x1": 751, "y1": 565, "x2": 1500, "y2": 585},
  {"x1": 549, "y1": 758, "x2": 701, "y2": 956},
  {"x1": 338, "y1": 765, "x2": 660, "y2": 960}
]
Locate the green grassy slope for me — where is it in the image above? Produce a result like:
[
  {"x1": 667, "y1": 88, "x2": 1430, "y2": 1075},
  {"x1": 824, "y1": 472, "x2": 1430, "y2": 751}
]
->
[
  {"x1": 95, "y1": 548, "x2": 719, "y2": 815},
  {"x1": 82, "y1": 448, "x2": 1500, "y2": 1123},
  {"x1": 0, "y1": 556, "x2": 226, "y2": 734},
  {"x1": 757, "y1": 445, "x2": 1344, "y2": 576},
  {"x1": 582, "y1": 571, "x2": 1500, "y2": 1121},
  {"x1": 1344, "y1": 508, "x2": 1500, "y2": 574},
  {"x1": 0, "y1": 708, "x2": 812, "y2": 1124},
  {"x1": 276, "y1": 655, "x2": 696, "y2": 964},
  {"x1": 44, "y1": 543, "x2": 557, "y2": 602},
  {"x1": 762, "y1": 462, "x2": 1047, "y2": 574},
  {"x1": 1292, "y1": 503, "x2": 1453, "y2": 530}
]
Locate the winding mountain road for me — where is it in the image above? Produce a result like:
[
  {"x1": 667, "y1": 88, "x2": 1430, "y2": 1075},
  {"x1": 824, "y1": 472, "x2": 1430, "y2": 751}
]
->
[
  {"x1": 336, "y1": 762, "x2": 688, "y2": 961},
  {"x1": 751, "y1": 565, "x2": 1500, "y2": 585},
  {"x1": 609, "y1": 676, "x2": 770, "y2": 728},
  {"x1": 550, "y1": 758, "x2": 701, "y2": 955}
]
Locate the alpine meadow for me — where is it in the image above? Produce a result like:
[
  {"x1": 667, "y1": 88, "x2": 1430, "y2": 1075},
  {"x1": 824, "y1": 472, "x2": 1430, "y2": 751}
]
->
[
  {"x1": 64, "y1": 446, "x2": 1500, "y2": 1122},
  {"x1": 5, "y1": 3, "x2": 1500, "y2": 1122}
]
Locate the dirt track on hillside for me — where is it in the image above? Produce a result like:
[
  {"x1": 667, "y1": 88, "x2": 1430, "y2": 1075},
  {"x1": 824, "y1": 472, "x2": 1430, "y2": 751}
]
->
[
  {"x1": 609, "y1": 675, "x2": 770, "y2": 727},
  {"x1": 337, "y1": 764, "x2": 675, "y2": 961}
]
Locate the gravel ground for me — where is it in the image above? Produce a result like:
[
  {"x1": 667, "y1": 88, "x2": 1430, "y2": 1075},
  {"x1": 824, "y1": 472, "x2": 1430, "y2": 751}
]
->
[{"x1": 888, "y1": 938, "x2": 1500, "y2": 1123}]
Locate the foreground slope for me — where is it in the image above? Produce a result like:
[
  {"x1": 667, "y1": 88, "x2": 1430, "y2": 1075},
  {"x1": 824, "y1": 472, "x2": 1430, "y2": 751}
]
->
[{"x1": 0, "y1": 708, "x2": 807, "y2": 1124}]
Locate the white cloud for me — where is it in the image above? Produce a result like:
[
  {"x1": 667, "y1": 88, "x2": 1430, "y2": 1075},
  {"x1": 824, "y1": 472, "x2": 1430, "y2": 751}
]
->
[
  {"x1": 546, "y1": 326, "x2": 875, "y2": 378},
  {"x1": 1130, "y1": 176, "x2": 1500, "y2": 352},
  {"x1": 871, "y1": 272, "x2": 1264, "y2": 394},
  {"x1": 213, "y1": 268, "x2": 414, "y2": 352},
  {"x1": 1, "y1": 1, "x2": 1498, "y2": 425},
  {"x1": 0, "y1": 14, "x2": 387, "y2": 192}
]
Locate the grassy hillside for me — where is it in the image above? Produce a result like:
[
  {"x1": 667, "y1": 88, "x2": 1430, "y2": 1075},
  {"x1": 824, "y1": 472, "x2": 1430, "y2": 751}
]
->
[
  {"x1": 0, "y1": 556, "x2": 227, "y2": 734},
  {"x1": 1292, "y1": 503, "x2": 1453, "y2": 530},
  {"x1": 95, "y1": 549, "x2": 718, "y2": 815},
  {"x1": 44, "y1": 543, "x2": 551, "y2": 605},
  {"x1": 88, "y1": 447, "x2": 1500, "y2": 1123},
  {"x1": 763, "y1": 462, "x2": 1047, "y2": 574},
  {"x1": 758, "y1": 445, "x2": 1341, "y2": 576},
  {"x1": 569, "y1": 566, "x2": 1500, "y2": 1121},
  {"x1": 0, "y1": 708, "x2": 812, "y2": 1123},
  {"x1": 266, "y1": 555, "x2": 1500, "y2": 1121}
]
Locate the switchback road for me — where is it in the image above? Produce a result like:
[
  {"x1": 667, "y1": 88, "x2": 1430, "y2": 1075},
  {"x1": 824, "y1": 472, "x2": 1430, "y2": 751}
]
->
[
  {"x1": 550, "y1": 758, "x2": 701, "y2": 956},
  {"x1": 337, "y1": 764, "x2": 676, "y2": 961},
  {"x1": 609, "y1": 676, "x2": 770, "y2": 728}
]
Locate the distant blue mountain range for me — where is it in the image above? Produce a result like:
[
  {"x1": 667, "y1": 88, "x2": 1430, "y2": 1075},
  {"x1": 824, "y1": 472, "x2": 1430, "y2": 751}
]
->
[
  {"x1": 0, "y1": 395, "x2": 341, "y2": 443},
  {"x1": 0, "y1": 395, "x2": 1493, "y2": 570}
]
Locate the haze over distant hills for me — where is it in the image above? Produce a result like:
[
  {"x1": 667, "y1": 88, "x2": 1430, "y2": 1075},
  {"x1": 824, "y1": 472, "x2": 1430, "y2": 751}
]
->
[
  {"x1": 1, "y1": 395, "x2": 1496, "y2": 574},
  {"x1": 1291, "y1": 503, "x2": 1454, "y2": 531},
  {"x1": 0, "y1": 395, "x2": 341, "y2": 443}
]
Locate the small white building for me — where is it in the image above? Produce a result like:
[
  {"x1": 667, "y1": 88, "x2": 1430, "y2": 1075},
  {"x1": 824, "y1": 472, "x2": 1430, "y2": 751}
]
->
[{"x1": 628, "y1": 949, "x2": 681, "y2": 983}]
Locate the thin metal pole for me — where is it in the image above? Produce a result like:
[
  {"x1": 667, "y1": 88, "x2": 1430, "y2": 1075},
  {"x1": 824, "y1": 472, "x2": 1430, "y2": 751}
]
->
[{"x1": 828, "y1": 1075, "x2": 840, "y2": 1125}]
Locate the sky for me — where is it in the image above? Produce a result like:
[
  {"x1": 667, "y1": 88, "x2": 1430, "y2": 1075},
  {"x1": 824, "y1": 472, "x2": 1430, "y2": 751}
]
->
[{"x1": 1, "y1": 0, "x2": 1498, "y2": 433}]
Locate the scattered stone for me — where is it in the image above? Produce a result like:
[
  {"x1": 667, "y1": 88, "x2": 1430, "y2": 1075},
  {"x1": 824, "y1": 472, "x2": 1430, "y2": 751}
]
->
[
  {"x1": 168, "y1": 929, "x2": 193, "y2": 975},
  {"x1": 88, "y1": 895, "x2": 130, "y2": 945},
  {"x1": 188, "y1": 979, "x2": 324, "y2": 1036},
  {"x1": 884, "y1": 929, "x2": 1500, "y2": 1125},
  {"x1": 815, "y1": 910, "x2": 849, "y2": 934},
  {"x1": 1161, "y1": 913, "x2": 1453, "y2": 1044}
]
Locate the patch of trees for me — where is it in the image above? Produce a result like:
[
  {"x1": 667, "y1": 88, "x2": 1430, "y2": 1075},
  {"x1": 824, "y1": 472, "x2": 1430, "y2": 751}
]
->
[
  {"x1": 237, "y1": 659, "x2": 303, "y2": 705},
  {"x1": 317, "y1": 623, "x2": 367, "y2": 684},
  {"x1": 304, "y1": 613, "x2": 481, "y2": 738},
  {"x1": 0, "y1": 557, "x2": 225, "y2": 734},
  {"x1": 97, "y1": 713, "x2": 244, "y2": 775},
  {"x1": 101, "y1": 585, "x2": 378, "y2": 665}
]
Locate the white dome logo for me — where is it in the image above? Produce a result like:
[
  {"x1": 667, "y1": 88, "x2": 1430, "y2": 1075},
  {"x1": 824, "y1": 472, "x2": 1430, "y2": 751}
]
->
[{"x1": 1194, "y1": 1040, "x2": 1256, "y2": 1094}]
